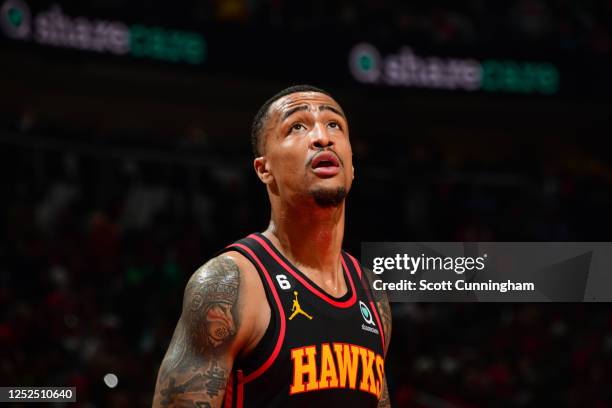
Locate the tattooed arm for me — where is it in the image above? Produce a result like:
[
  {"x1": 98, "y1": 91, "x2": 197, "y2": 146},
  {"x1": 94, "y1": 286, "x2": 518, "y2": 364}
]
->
[
  {"x1": 362, "y1": 267, "x2": 392, "y2": 408},
  {"x1": 153, "y1": 255, "x2": 253, "y2": 408}
]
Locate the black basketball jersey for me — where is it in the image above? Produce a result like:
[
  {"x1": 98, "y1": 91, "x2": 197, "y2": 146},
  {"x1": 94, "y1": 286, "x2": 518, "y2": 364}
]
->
[{"x1": 219, "y1": 233, "x2": 386, "y2": 408}]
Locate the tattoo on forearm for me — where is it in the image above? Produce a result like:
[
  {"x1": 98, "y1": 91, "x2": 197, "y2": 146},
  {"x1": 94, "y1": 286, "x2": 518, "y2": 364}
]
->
[
  {"x1": 154, "y1": 256, "x2": 241, "y2": 407},
  {"x1": 159, "y1": 361, "x2": 226, "y2": 404}
]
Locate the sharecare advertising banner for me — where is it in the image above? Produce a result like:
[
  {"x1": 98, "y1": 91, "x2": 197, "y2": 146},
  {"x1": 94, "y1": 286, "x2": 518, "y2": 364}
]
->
[
  {"x1": 0, "y1": 0, "x2": 206, "y2": 64},
  {"x1": 349, "y1": 43, "x2": 560, "y2": 95}
]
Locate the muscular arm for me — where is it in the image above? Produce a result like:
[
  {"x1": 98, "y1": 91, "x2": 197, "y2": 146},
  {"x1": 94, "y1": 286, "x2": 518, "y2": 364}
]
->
[
  {"x1": 362, "y1": 267, "x2": 392, "y2": 408},
  {"x1": 153, "y1": 255, "x2": 242, "y2": 408}
]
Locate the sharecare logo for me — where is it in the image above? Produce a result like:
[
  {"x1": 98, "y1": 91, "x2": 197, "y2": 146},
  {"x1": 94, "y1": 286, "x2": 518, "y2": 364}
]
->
[
  {"x1": 0, "y1": 0, "x2": 30, "y2": 39},
  {"x1": 349, "y1": 42, "x2": 559, "y2": 95},
  {"x1": 0, "y1": 1, "x2": 206, "y2": 64},
  {"x1": 34, "y1": 5, "x2": 129, "y2": 54}
]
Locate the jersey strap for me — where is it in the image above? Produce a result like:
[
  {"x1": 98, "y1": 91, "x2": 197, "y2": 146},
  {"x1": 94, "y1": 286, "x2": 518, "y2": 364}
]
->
[{"x1": 219, "y1": 238, "x2": 287, "y2": 383}]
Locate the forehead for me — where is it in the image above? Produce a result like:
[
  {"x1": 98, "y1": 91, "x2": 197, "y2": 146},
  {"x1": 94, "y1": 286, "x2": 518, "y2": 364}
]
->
[{"x1": 270, "y1": 92, "x2": 344, "y2": 119}]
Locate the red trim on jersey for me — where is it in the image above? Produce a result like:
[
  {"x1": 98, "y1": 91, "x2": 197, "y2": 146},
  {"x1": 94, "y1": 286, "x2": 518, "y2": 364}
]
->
[
  {"x1": 229, "y1": 243, "x2": 287, "y2": 384},
  {"x1": 224, "y1": 372, "x2": 233, "y2": 408},
  {"x1": 236, "y1": 370, "x2": 244, "y2": 408},
  {"x1": 352, "y1": 253, "x2": 363, "y2": 280},
  {"x1": 250, "y1": 234, "x2": 357, "y2": 308},
  {"x1": 348, "y1": 254, "x2": 386, "y2": 351},
  {"x1": 370, "y1": 300, "x2": 385, "y2": 352}
]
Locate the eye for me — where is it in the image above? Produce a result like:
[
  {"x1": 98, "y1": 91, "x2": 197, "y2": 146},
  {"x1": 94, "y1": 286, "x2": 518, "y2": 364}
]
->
[
  {"x1": 289, "y1": 123, "x2": 306, "y2": 133},
  {"x1": 328, "y1": 121, "x2": 342, "y2": 130}
]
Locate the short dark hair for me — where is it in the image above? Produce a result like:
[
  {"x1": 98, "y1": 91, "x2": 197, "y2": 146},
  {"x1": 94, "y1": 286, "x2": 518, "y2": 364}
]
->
[{"x1": 251, "y1": 84, "x2": 332, "y2": 157}]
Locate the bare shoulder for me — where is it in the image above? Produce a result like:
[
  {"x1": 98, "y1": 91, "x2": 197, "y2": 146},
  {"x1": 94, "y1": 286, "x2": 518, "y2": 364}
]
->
[
  {"x1": 361, "y1": 266, "x2": 392, "y2": 355},
  {"x1": 221, "y1": 250, "x2": 271, "y2": 354}
]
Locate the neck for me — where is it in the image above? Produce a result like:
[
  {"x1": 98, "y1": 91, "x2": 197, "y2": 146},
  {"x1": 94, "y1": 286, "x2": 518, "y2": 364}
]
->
[{"x1": 263, "y1": 197, "x2": 345, "y2": 279}]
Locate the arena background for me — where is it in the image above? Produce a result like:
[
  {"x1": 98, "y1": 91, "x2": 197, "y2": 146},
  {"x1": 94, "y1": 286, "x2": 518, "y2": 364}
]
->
[{"x1": 1, "y1": 0, "x2": 612, "y2": 406}]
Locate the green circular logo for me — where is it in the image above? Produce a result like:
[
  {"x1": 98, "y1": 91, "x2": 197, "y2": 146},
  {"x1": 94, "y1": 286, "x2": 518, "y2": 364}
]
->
[
  {"x1": 359, "y1": 300, "x2": 374, "y2": 325},
  {"x1": 7, "y1": 7, "x2": 21, "y2": 26},
  {"x1": 349, "y1": 43, "x2": 381, "y2": 83},
  {"x1": 1, "y1": 0, "x2": 31, "y2": 39},
  {"x1": 359, "y1": 54, "x2": 374, "y2": 71}
]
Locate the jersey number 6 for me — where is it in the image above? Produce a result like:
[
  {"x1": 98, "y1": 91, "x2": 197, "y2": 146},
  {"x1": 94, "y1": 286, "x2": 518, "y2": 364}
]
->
[{"x1": 275, "y1": 274, "x2": 291, "y2": 290}]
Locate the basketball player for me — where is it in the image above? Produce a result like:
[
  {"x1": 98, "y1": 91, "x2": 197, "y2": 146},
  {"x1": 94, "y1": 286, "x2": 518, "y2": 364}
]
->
[{"x1": 153, "y1": 85, "x2": 392, "y2": 407}]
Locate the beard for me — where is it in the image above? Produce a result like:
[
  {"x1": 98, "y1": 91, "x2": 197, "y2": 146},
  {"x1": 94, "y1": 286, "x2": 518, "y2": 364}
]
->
[{"x1": 310, "y1": 186, "x2": 347, "y2": 208}]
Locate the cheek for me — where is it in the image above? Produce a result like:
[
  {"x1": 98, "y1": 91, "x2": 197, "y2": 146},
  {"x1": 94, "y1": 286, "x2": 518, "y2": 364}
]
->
[
  {"x1": 339, "y1": 143, "x2": 353, "y2": 168},
  {"x1": 270, "y1": 141, "x2": 306, "y2": 174}
]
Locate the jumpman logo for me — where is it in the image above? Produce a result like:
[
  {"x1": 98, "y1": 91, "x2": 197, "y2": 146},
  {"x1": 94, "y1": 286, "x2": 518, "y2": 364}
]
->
[{"x1": 288, "y1": 291, "x2": 313, "y2": 320}]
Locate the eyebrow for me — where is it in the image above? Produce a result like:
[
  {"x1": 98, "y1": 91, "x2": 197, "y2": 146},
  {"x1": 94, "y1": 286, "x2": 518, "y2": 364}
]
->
[
  {"x1": 319, "y1": 104, "x2": 345, "y2": 118},
  {"x1": 281, "y1": 104, "x2": 346, "y2": 121},
  {"x1": 281, "y1": 105, "x2": 309, "y2": 121}
]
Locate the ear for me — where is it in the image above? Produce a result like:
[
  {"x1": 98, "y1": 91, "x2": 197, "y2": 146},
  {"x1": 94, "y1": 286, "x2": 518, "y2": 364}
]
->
[
  {"x1": 352, "y1": 165, "x2": 355, "y2": 180},
  {"x1": 254, "y1": 156, "x2": 273, "y2": 184}
]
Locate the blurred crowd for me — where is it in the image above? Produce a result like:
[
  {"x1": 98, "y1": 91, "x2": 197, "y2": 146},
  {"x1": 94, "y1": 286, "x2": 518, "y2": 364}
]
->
[
  {"x1": 390, "y1": 303, "x2": 612, "y2": 407},
  {"x1": 2, "y1": 128, "x2": 612, "y2": 406}
]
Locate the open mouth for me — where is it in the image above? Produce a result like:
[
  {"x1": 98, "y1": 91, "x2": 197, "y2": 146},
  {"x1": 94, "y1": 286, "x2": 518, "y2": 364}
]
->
[
  {"x1": 311, "y1": 152, "x2": 340, "y2": 169},
  {"x1": 310, "y1": 152, "x2": 341, "y2": 177}
]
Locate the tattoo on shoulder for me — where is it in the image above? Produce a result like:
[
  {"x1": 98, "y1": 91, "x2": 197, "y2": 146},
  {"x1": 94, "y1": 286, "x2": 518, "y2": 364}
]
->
[
  {"x1": 184, "y1": 256, "x2": 241, "y2": 349},
  {"x1": 154, "y1": 255, "x2": 242, "y2": 407}
]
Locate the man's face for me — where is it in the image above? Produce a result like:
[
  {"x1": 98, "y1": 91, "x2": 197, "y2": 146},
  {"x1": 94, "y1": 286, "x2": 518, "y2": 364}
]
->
[{"x1": 256, "y1": 91, "x2": 353, "y2": 207}]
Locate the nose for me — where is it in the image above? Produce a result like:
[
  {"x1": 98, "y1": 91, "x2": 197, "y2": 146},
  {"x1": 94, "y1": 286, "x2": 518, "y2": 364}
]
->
[{"x1": 309, "y1": 122, "x2": 333, "y2": 149}]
